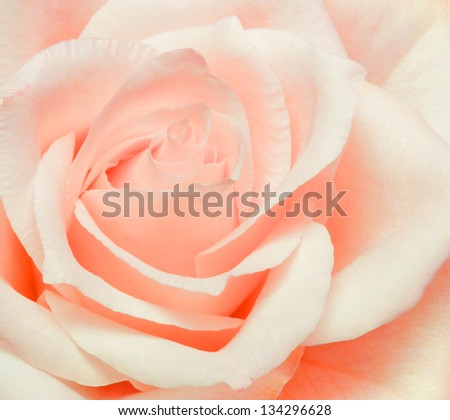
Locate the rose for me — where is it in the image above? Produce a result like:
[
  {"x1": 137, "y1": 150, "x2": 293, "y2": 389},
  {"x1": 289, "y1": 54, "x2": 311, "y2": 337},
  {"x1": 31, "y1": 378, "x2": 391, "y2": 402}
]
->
[{"x1": 0, "y1": 0, "x2": 449, "y2": 400}]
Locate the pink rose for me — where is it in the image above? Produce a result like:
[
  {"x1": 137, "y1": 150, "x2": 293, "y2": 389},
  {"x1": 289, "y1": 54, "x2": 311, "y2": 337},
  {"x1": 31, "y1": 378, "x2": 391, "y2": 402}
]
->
[{"x1": 0, "y1": 0, "x2": 449, "y2": 399}]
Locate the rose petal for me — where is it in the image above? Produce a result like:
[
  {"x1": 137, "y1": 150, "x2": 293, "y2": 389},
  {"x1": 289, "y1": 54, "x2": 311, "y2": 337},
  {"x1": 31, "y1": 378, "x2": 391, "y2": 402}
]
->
[
  {"x1": 82, "y1": 0, "x2": 344, "y2": 55},
  {"x1": 104, "y1": 107, "x2": 231, "y2": 187},
  {"x1": 0, "y1": 279, "x2": 124, "y2": 386},
  {"x1": 324, "y1": 0, "x2": 437, "y2": 83},
  {"x1": 70, "y1": 195, "x2": 305, "y2": 314},
  {"x1": 281, "y1": 260, "x2": 450, "y2": 399},
  {"x1": 0, "y1": 0, "x2": 105, "y2": 81},
  {"x1": 85, "y1": 104, "x2": 243, "y2": 190},
  {"x1": 0, "y1": 342, "x2": 84, "y2": 399},
  {"x1": 46, "y1": 222, "x2": 333, "y2": 389},
  {"x1": 307, "y1": 82, "x2": 450, "y2": 344},
  {"x1": 41, "y1": 289, "x2": 240, "y2": 353},
  {"x1": 194, "y1": 28, "x2": 365, "y2": 274},
  {"x1": 0, "y1": 39, "x2": 156, "y2": 266},
  {"x1": 34, "y1": 135, "x2": 244, "y2": 330},
  {"x1": 0, "y1": 201, "x2": 35, "y2": 299},
  {"x1": 143, "y1": 17, "x2": 291, "y2": 191},
  {"x1": 325, "y1": 0, "x2": 450, "y2": 141},
  {"x1": 73, "y1": 192, "x2": 238, "y2": 286},
  {"x1": 125, "y1": 347, "x2": 303, "y2": 400},
  {"x1": 39, "y1": 131, "x2": 307, "y2": 323},
  {"x1": 383, "y1": 5, "x2": 450, "y2": 142},
  {"x1": 67, "y1": 48, "x2": 253, "y2": 214}
]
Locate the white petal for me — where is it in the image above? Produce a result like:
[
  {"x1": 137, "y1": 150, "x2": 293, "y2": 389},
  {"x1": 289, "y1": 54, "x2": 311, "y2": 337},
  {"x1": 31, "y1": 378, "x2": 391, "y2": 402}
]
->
[
  {"x1": 0, "y1": 279, "x2": 123, "y2": 386},
  {"x1": 307, "y1": 83, "x2": 450, "y2": 344},
  {"x1": 282, "y1": 261, "x2": 450, "y2": 399},
  {"x1": 82, "y1": 0, "x2": 344, "y2": 55},
  {"x1": 125, "y1": 348, "x2": 302, "y2": 399},
  {"x1": 0, "y1": 342, "x2": 84, "y2": 399},
  {"x1": 325, "y1": 0, "x2": 450, "y2": 141},
  {"x1": 0, "y1": 0, "x2": 105, "y2": 81}
]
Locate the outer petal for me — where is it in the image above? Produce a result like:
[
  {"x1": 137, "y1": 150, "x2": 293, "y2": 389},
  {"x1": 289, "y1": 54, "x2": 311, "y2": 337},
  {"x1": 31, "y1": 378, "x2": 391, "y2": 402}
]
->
[
  {"x1": 0, "y1": 279, "x2": 124, "y2": 387},
  {"x1": 383, "y1": 4, "x2": 450, "y2": 142},
  {"x1": 82, "y1": 0, "x2": 345, "y2": 56},
  {"x1": 125, "y1": 348, "x2": 303, "y2": 400},
  {"x1": 324, "y1": 0, "x2": 450, "y2": 140},
  {"x1": 0, "y1": 0, "x2": 105, "y2": 81},
  {"x1": 307, "y1": 83, "x2": 450, "y2": 344},
  {"x1": 0, "y1": 342, "x2": 84, "y2": 399},
  {"x1": 0, "y1": 39, "x2": 156, "y2": 266},
  {"x1": 280, "y1": 260, "x2": 450, "y2": 399}
]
